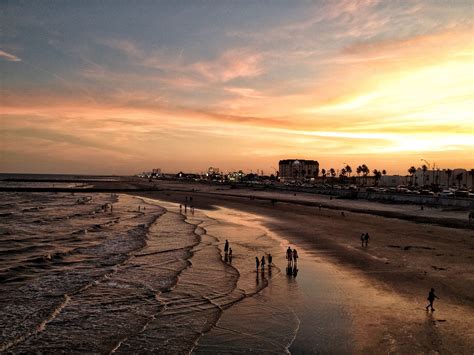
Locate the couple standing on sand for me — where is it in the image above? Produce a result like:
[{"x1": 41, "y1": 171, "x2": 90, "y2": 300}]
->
[
  {"x1": 256, "y1": 254, "x2": 273, "y2": 271},
  {"x1": 286, "y1": 246, "x2": 298, "y2": 266},
  {"x1": 360, "y1": 232, "x2": 370, "y2": 247}
]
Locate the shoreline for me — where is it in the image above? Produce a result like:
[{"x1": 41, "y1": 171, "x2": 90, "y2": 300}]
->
[{"x1": 2, "y1": 177, "x2": 471, "y2": 229}]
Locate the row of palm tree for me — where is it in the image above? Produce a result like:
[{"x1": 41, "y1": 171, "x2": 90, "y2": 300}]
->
[{"x1": 320, "y1": 165, "x2": 387, "y2": 185}]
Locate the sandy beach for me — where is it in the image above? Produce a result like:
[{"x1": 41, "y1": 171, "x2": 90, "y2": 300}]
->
[{"x1": 133, "y1": 180, "x2": 474, "y2": 353}]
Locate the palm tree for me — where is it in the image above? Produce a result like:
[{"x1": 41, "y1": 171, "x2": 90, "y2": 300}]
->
[
  {"x1": 356, "y1": 165, "x2": 362, "y2": 176},
  {"x1": 321, "y1": 168, "x2": 326, "y2": 183},
  {"x1": 422, "y1": 164, "x2": 428, "y2": 187},
  {"x1": 408, "y1": 166, "x2": 416, "y2": 186},
  {"x1": 345, "y1": 165, "x2": 352, "y2": 177},
  {"x1": 446, "y1": 169, "x2": 453, "y2": 187},
  {"x1": 361, "y1": 164, "x2": 369, "y2": 185},
  {"x1": 340, "y1": 168, "x2": 347, "y2": 183},
  {"x1": 373, "y1": 169, "x2": 382, "y2": 186},
  {"x1": 329, "y1": 168, "x2": 336, "y2": 187},
  {"x1": 382, "y1": 169, "x2": 387, "y2": 176}
]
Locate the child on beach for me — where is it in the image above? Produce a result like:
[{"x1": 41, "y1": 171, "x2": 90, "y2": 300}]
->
[{"x1": 426, "y1": 288, "x2": 439, "y2": 311}]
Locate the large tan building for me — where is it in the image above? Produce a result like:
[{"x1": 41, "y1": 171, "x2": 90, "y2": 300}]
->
[{"x1": 279, "y1": 159, "x2": 319, "y2": 182}]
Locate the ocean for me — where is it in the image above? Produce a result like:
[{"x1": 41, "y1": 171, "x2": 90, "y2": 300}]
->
[{"x1": 0, "y1": 186, "x2": 355, "y2": 353}]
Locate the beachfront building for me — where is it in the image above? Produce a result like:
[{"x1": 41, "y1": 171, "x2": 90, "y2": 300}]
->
[
  {"x1": 279, "y1": 159, "x2": 319, "y2": 182},
  {"x1": 412, "y1": 168, "x2": 473, "y2": 188}
]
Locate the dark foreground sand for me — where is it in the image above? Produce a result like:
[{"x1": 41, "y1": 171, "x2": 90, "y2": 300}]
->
[{"x1": 133, "y1": 181, "x2": 474, "y2": 353}]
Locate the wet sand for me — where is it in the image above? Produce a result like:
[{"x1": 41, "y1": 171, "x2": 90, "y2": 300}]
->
[{"x1": 135, "y1": 185, "x2": 474, "y2": 353}]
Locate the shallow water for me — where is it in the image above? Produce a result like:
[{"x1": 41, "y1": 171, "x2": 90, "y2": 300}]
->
[
  {"x1": 1, "y1": 193, "x2": 357, "y2": 353},
  {"x1": 195, "y1": 207, "x2": 355, "y2": 353}
]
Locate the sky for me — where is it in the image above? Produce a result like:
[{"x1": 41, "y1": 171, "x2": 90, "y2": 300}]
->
[{"x1": 1, "y1": 0, "x2": 473, "y2": 175}]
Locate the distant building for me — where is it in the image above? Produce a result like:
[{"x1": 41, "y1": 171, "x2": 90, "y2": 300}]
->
[{"x1": 279, "y1": 159, "x2": 319, "y2": 182}]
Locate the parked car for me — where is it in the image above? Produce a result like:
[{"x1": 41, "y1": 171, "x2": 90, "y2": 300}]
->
[
  {"x1": 419, "y1": 190, "x2": 435, "y2": 196},
  {"x1": 439, "y1": 190, "x2": 454, "y2": 197},
  {"x1": 454, "y1": 190, "x2": 469, "y2": 198}
]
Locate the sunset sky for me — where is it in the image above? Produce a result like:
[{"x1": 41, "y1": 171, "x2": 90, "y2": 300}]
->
[{"x1": 1, "y1": 1, "x2": 473, "y2": 175}]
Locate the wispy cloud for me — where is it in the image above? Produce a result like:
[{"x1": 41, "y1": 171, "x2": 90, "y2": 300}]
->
[
  {"x1": 191, "y1": 48, "x2": 264, "y2": 82},
  {"x1": 0, "y1": 49, "x2": 21, "y2": 62}
]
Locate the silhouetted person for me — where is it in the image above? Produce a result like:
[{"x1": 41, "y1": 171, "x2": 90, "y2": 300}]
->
[
  {"x1": 179, "y1": 204, "x2": 182, "y2": 213},
  {"x1": 286, "y1": 246, "x2": 293, "y2": 265},
  {"x1": 255, "y1": 257, "x2": 260, "y2": 271},
  {"x1": 426, "y1": 288, "x2": 439, "y2": 311},
  {"x1": 292, "y1": 249, "x2": 298, "y2": 264},
  {"x1": 229, "y1": 248, "x2": 233, "y2": 263},
  {"x1": 261, "y1": 255, "x2": 265, "y2": 270},
  {"x1": 268, "y1": 254, "x2": 273, "y2": 266},
  {"x1": 184, "y1": 204, "x2": 187, "y2": 213},
  {"x1": 364, "y1": 233, "x2": 370, "y2": 247},
  {"x1": 360, "y1": 233, "x2": 365, "y2": 247},
  {"x1": 224, "y1": 240, "x2": 229, "y2": 254}
]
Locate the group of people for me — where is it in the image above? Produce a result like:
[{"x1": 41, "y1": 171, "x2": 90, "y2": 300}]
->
[
  {"x1": 224, "y1": 239, "x2": 233, "y2": 262},
  {"x1": 179, "y1": 196, "x2": 195, "y2": 215},
  {"x1": 360, "y1": 232, "x2": 370, "y2": 247},
  {"x1": 255, "y1": 254, "x2": 273, "y2": 270},
  {"x1": 286, "y1": 246, "x2": 298, "y2": 266}
]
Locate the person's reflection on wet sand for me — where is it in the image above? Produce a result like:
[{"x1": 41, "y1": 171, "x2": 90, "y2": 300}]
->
[
  {"x1": 286, "y1": 265, "x2": 299, "y2": 278},
  {"x1": 292, "y1": 266, "x2": 298, "y2": 277}
]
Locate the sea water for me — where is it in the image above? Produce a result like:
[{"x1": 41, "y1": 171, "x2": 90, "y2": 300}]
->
[{"x1": 1, "y1": 192, "x2": 354, "y2": 353}]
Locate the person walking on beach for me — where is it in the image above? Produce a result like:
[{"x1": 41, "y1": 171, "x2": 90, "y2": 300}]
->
[
  {"x1": 268, "y1": 254, "x2": 273, "y2": 266},
  {"x1": 360, "y1": 233, "x2": 365, "y2": 247},
  {"x1": 426, "y1": 288, "x2": 439, "y2": 311},
  {"x1": 255, "y1": 257, "x2": 260, "y2": 271},
  {"x1": 224, "y1": 240, "x2": 229, "y2": 254},
  {"x1": 292, "y1": 249, "x2": 299, "y2": 264},
  {"x1": 286, "y1": 246, "x2": 293, "y2": 265},
  {"x1": 179, "y1": 204, "x2": 182, "y2": 213},
  {"x1": 261, "y1": 255, "x2": 265, "y2": 270},
  {"x1": 364, "y1": 232, "x2": 370, "y2": 247},
  {"x1": 229, "y1": 248, "x2": 233, "y2": 261}
]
